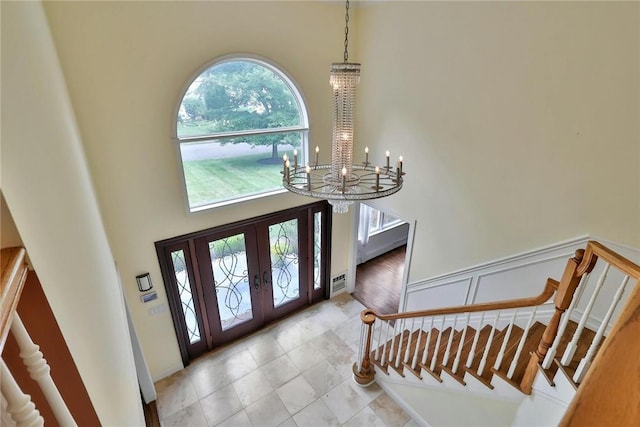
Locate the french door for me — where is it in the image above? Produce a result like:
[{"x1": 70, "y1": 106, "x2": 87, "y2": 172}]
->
[{"x1": 156, "y1": 202, "x2": 330, "y2": 364}]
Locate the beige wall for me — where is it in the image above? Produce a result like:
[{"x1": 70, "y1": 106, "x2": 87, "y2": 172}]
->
[
  {"x1": 43, "y1": 1, "x2": 350, "y2": 379},
  {"x1": 37, "y1": 0, "x2": 639, "y2": 382},
  {"x1": 1, "y1": 1, "x2": 143, "y2": 424},
  {"x1": 355, "y1": 1, "x2": 640, "y2": 282}
]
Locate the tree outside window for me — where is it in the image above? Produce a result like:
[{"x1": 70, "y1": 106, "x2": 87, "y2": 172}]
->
[{"x1": 176, "y1": 58, "x2": 308, "y2": 211}]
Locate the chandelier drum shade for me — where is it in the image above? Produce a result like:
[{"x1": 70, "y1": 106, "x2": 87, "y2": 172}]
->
[{"x1": 282, "y1": 0, "x2": 405, "y2": 213}]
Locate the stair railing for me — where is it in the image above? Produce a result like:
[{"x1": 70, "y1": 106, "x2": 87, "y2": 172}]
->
[
  {"x1": 353, "y1": 241, "x2": 640, "y2": 401},
  {"x1": 1, "y1": 247, "x2": 77, "y2": 426},
  {"x1": 521, "y1": 241, "x2": 640, "y2": 393},
  {"x1": 352, "y1": 274, "x2": 560, "y2": 387}
]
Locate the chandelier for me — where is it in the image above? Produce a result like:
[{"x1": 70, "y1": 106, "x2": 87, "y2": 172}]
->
[{"x1": 283, "y1": 0, "x2": 404, "y2": 213}]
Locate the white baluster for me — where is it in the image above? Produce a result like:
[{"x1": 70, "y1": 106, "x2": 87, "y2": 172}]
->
[
  {"x1": 404, "y1": 318, "x2": 416, "y2": 364},
  {"x1": 388, "y1": 321, "x2": 398, "y2": 366},
  {"x1": 0, "y1": 359, "x2": 44, "y2": 427},
  {"x1": 373, "y1": 320, "x2": 384, "y2": 361},
  {"x1": 442, "y1": 315, "x2": 457, "y2": 366},
  {"x1": 356, "y1": 322, "x2": 365, "y2": 371},
  {"x1": 507, "y1": 307, "x2": 537, "y2": 378},
  {"x1": 430, "y1": 316, "x2": 446, "y2": 371},
  {"x1": 478, "y1": 311, "x2": 501, "y2": 376},
  {"x1": 494, "y1": 309, "x2": 518, "y2": 371},
  {"x1": 561, "y1": 263, "x2": 610, "y2": 365},
  {"x1": 452, "y1": 312, "x2": 471, "y2": 373},
  {"x1": 381, "y1": 321, "x2": 391, "y2": 365},
  {"x1": 395, "y1": 319, "x2": 405, "y2": 367},
  {"x1": 542, "y1": 272, "x2": 590, "y2": 369},
  {"x1": 411, "y1": 317, "x2": 426, "y2": 370},
  {"x1": 466, "y1": 312, "x2": 485, "y2": 368},
  {"x1": 420, "y1": 317, "x2": 435, "y2": 366},
  {"x1": 573, "y1": 275, "x2": 630, "y2": 383},
  {"x1": 10, "y1": 313, "x2": 76, "y2": 426}
]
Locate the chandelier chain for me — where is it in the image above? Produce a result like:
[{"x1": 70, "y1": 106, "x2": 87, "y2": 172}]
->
[{"x1": 343, "y1": 0, "x2": 350, "y2": 62}]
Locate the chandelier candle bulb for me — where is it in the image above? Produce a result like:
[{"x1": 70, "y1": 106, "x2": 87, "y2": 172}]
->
[
  {"x1": 341, "y1": 166, "x2": 347, "y2": 193},
  {"x1": 282, "y1": 154, "x2": 288, "y2": 176},
  {"x1": 315, "y1": 146, "x2": 319, "y2": 167},
  {"x1": 285, "y1": 160, "x2": 291, "y2": 184},
  {"x1": 364, "y1": 146, "x2": 369, "y2": 166},
  {"x1": 398, "y1": 156, "x2": 403, "y2": 175},
  {"x1": 305, "y1": 165, "x2": 311, "y2": 189},
  {"x1": 293, "y1": 149, "x2": 298, "y2": 171},
  {"x1": 386, "y1": 150, "x2": 390, "y2": 170},
  {"x1": 375, "y1": 166, "x2": 380, "y2": 191}
]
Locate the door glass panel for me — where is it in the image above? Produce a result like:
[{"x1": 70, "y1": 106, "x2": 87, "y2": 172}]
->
[
  {"x1": 269, "y1": 219, "x2": 300, "y2": 307},
  {"x1": 313, "y1": 212, "x2": 322, "y2": 290},
  {"x1": 208, "y1": 234, "x2": 252, "y2": 331},
  {"x1": 171, "y1": 250, "x2": 201, "y2": 344}
]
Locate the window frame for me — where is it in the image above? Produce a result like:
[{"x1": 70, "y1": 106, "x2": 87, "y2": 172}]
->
[{"x1": 173, "y1": 54, "x2": 310, "y2": 213}]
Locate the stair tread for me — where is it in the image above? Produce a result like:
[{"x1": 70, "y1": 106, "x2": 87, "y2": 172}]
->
[
  {"x1": 539, "y1": 321, "x2": 597, "y2": 385},
  {"x1": 491, "y1": 322, "x2": 547, "y2": 389}
]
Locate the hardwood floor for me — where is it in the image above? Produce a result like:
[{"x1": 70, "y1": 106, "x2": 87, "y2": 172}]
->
[{"x1": 353, "y1": 245, "x2": 406, "y2": 315}]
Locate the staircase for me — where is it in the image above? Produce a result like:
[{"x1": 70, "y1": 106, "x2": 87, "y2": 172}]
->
[{"x1": 352, "y1": 241, "x2": 640, "y2": 425}]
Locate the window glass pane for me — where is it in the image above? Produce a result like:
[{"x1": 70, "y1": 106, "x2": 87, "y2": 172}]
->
[
  {"x1": 178, "y1": 60, "x2": 302, "y2": 138},
  {"x1": 208, "y1": 234, "x2": 252, "y2": 331},
  {"x1": 269, "y1": 219, "x2": 300, "y2": 307},
  {"x1": 313, "y1": 212, "x2": 322, "y2": 290},
  {"x1": 382, "y1": 212, "x2": 401, "y2": 228},
  {"x1": 170, "y1": 250, "x2": 201, "y2": 344},
  {"x1": 177, "y1": 59, "x2": 308, "y2": 211},
  {"x1": 369, "y1": 208, "x2": 381, "y2": 233},
  {"x1": 180, "y1": 132, "x2": 302, "y2": 209}
]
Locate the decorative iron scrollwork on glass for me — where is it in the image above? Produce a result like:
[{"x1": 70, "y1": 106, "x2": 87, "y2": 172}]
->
[
  {"x1": 209, "y1": 234, "x2": 252, "y2": 330},
  {"x1": 171, "y1": 250, "x2": 201, "y2": 343},
  {"x1": 269, "y1": 219, "x2": 300, "y2": 307},
  {"x1": 313, "y1": 212, "x2": 322, "y2": 290}
]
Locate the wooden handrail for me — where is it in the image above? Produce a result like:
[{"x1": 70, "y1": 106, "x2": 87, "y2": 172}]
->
[
  {"x1": 578, "y1": 240, "x2": 640, "y2": 278},
  {"x1": 352, "y1": 277, "x2": 559, "y2": 385},
  {"x1": 364, "y1": 277, "x2": 559, "y2": 321},
  {"x1": 1, "y1": 247, "x2": 28, "y2": 352}
]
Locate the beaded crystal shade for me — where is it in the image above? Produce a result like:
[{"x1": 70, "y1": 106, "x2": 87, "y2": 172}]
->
[{"x1": 282, "y1": 1, "x2": 404, "y2": 213}]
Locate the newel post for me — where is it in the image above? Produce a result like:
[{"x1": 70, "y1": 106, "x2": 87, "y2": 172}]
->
[
  {"x1": 520, "y1": 249, "x2": 592, "y2": 394},
  {"x1": 352, "y1": 310, "x2": 376, "y2": 386}
]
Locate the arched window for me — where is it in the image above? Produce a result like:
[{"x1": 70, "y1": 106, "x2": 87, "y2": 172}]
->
[{"x1": 175, "y1": 57, "x2": 309, "y2": 211}]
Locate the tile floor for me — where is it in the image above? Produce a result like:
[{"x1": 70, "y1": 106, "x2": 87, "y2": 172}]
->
[{"x1": 155, "y1": 293, "x2": 417, "y2": 427}]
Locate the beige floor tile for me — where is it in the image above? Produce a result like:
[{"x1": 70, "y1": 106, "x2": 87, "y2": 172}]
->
[
  {"x1": 271, "y1": 322, "x2": 312, "y2": 352},
  {"x1": 292, "y1": 399, "x2": 340, "y2": 427},
  {"x1": 342, "y1": 406, "x2": 387, "y2": 427},
  {"x1": 321, "y1": 380, "x2": 368, "y2": 424},
  {"x1": 350, "y1": 381, "x2": 384, "y2": 405},
  {"x1": 214, "y1": 409, "x2": 251, "y2": 427},
  {"x1": 287, "y1": 339, "x2": 329, "y2": 371},
  {"x1": 200, "y1": 384, "x2": 244, "y2": 426},
  {"x1": 160, "y1": 400, "x2": 207, "y2": 427},
  {"x1": 327, "y1": 346, "x2": 357, "y2": 380},
  {"x1": 302, "y1": 359, "x2": 344, "y2": 395},
  {"x1": 276, "y1": 417, "x2": 297, "y2": 427},
  {"x1": 245, "y1": 391, "x2": 290, "y2": 427},
  {"x1": 261, "y1": 354, "x2": 301, "y2": 388},
  {"x1": 155, "y1": 369, "x2": 199, "y2": 419},
  {"x1": 369, "y1": 393, "x2": 411, "y2": 427},
  {"x1": 247, "y1": 333, "x2": 286, "y2": 366},
  {"x1": 276, "y1": 375, "x2": 317, "y2": 415},
  {"x1": 232, "y1": 370, "x2": 274, "y2": 407}
]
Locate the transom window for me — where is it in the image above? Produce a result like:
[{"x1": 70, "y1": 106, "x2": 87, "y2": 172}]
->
[{"x1": 176, "y1": 57, "x2": 309, "y2": 211}]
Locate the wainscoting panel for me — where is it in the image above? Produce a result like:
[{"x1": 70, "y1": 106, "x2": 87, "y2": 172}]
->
[{"x1": 405, "y1": 236, "x2": 639, "y2": 330}]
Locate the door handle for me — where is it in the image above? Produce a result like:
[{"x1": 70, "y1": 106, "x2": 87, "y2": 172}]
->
[
  {"x1": 254, "y1": 274, "x2": 260, "y2": 290},
  {"x1": 263, "y1": 271, "x2": 270, "y2": 285}
]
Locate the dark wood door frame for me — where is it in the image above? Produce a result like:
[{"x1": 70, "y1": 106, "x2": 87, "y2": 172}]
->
[{"x1": 155, "y1": 201, "x2": 331, "y2": 366}]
